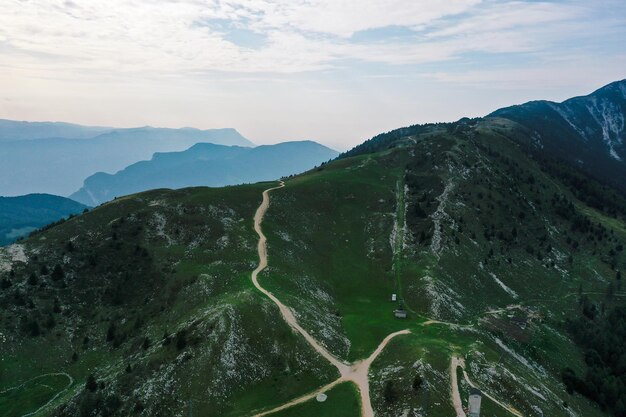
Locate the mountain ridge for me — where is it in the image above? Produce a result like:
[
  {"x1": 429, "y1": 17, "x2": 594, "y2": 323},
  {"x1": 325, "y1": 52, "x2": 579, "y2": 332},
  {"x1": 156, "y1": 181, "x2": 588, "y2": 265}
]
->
[
  {"x1": 69, "y1": 140, "x2": 338, "y2": 206},
  {"x1": 489, "y1": 79, "x2": 626, "y2": 192},
  {"x1": 0, "y1": 119, "x2": 254, "y2": 146},
  {"x1": 0, "y1": 126, "x2": 254, "y2": 196},
  {"x1": 0, "y1": 194, "x2": 88, "y2": 245},
  {"x1": 0, "y1": 119, "x2": 113, "y2": 141}
]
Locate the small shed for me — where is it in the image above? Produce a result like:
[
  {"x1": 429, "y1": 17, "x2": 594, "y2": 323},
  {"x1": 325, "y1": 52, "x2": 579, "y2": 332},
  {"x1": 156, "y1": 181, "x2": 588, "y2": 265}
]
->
[
  {"x1": 394, "y1": 309, "x2": 407, "y2": 319},
  {"x1": 468, "y1": 387, "x2": 482, "y2": 417}
]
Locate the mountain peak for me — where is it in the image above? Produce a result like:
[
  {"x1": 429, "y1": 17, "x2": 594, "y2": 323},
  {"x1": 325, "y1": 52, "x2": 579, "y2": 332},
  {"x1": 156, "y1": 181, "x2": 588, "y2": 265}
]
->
[
  {"x1": 488, "y1": 79, "x2": 626, "y2": 187},
  {"x1": 592, "y1": 78, "x2": 626, "y2": 95}
]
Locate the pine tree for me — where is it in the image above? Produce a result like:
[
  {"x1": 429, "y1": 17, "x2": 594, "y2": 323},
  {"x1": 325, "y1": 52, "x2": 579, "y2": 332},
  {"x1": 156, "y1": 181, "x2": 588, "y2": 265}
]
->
[
  {"x1": 383, "y1": 380, "x2": 398, "y2": 403},
  {"x1": 85, "y1": 374, "x2": 98, "y2": 392},
  {"x1": 176, "y1": 330, "x2": 187, "y2": 350},
  {"x1": 51, "y1": 264, "x2": 64, "y2": 281},
  {"x1": 412, "y1": 373, "x2": 423, "y2": 392},
  {"x1": 106, "y1": 322, "x2": 116, "y2": 342}
]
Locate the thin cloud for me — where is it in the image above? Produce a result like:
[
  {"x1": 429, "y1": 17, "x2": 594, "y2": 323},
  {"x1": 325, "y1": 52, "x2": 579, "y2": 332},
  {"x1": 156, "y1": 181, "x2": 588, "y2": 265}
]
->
[
  {"x1": 1, "y1": 0, "x2": 615, "y2": 74},
  {"x1": 0, "y1": 0, "x2": 625, "y2": 147}
]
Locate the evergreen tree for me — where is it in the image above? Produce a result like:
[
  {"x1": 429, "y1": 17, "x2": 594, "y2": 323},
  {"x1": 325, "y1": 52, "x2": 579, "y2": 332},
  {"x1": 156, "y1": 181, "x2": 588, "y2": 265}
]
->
[
  {"x1": 383, "y1": 380, "x2": 398, "y2": 403},
  {"x1": 85, "y1": 374, "x2": 98, "y2": 392},
  {"x1": 106, "y1": 322, "x2": 116, "y2": 342},
  {"x1": 51, "y1": 264, "x2": 64, "y2": 281},
  {"x1": 412, "y1": 373, "x2": 423, "y2": 392}
]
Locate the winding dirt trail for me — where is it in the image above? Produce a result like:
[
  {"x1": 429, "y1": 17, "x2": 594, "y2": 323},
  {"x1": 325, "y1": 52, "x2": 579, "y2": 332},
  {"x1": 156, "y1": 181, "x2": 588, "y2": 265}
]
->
[
  {"x1": 461, "y1": 367, "x2": 524, "y2": 417},
  {"x1": 254, "y1": 329, "x2": 410, "y2": 417},
  {"x1": 252, "y1": 181, "x2": 349, "y2": 373},
  {"x1": 254, "y1": 379, "x2": 345, "y2": 417},
  {"x1": 450, "y1": 357, "x2": 467, "y2": 417},
  {"x1": 0, "y1": 372, "x2": 75, "y2": 417},
  {"x1": 251, "y1": 182, "x2": 410, "y2": 417},
  {"x1": 451, "y1": 356, "x2": 524, "y2": 417}
]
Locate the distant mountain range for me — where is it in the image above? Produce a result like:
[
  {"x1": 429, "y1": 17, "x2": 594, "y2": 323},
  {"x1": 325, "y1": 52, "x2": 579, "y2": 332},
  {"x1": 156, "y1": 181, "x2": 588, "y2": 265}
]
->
[
  {"x1": 0, "y1": 123, "x2": 253, "y2": 196},
  {"x1": 0, "y1": 119, "x2": 337, "y2": 242},
  {"x1": 491, "y1": 79, "x2": 626, "y2": 192},
  {"x1": 0, "y1": 119, "x2": 113, "y2": 141},
  {"x1": 70, "y1": 141, "x2": 339, "y2": 206},
  {"x1": 0, "y1": 194, "x2": 88, "y2": 245}
]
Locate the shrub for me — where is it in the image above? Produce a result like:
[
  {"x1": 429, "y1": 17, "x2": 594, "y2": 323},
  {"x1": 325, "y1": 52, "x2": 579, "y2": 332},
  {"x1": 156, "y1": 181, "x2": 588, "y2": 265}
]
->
[{"x1": 383, "y1": 380, "x2": 398, "y2": 403}]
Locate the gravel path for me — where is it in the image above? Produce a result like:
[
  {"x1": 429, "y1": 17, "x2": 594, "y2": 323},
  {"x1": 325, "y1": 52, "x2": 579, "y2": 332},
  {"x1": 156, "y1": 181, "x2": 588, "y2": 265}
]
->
[{"x1": 251, "y1": 181, "x2": 410, "y2": 417}]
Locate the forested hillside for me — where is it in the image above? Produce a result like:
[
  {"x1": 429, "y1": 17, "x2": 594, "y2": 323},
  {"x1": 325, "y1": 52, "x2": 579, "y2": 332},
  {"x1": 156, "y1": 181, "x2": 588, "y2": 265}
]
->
[{"x1": 0, "y1": 194, "x2": 88, "y2": 245}]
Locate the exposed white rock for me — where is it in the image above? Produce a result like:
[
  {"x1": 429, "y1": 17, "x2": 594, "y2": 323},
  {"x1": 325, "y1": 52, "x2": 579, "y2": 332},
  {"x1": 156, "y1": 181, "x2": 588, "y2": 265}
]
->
[
  {"x1": 0, "y1": 244, "x2": 27, "y2": 272},
  {"x1": 494, "y1": 337, "x2": 546, "y2": 377},
  {"x1": 488, "y1": 272, "x2": 519, "y2": 299},
  {"x1": 549, "y1": 103, "x2": 587, "y2": 140},
  {"x1": 430, "y1": 181, "x2": 455, "y2": 257},
  {"x1": 422, "y1": 274, "x2": 466, "y2": 319},
  {"x1": 584, "y1": 98, "x2": 624, "y2": 160}
]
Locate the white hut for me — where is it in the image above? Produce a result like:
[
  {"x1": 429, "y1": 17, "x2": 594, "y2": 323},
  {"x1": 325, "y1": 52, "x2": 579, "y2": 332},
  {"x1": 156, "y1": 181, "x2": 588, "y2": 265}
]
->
[
  {"x1": 468, "y1": 387, "x2": 482, "y2": 417},
  {"x1": 394, "y1": 308, "x2": 407, "y2": 319}
]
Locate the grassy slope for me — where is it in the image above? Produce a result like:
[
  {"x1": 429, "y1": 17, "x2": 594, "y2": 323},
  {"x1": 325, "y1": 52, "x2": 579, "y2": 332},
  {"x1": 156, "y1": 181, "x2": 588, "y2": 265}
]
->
[
  {"x1": 270, "y1": 382, "x2": 361, "y2": 417},
  {"x1": 0, "y1": 184, "x2": 336, "y2": 417},
  {"x1": 262, "y1": 152, "x2": 413, "y2": 361},
  {"x1": 261, "y1": 119, "x2": 623, "y2": 416}
]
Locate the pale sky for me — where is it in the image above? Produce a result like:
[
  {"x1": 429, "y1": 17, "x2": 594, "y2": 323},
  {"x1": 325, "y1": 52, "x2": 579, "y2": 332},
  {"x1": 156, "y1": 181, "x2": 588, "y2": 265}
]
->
[{"x1": 1, "y1": 0, "x2": 625, "y2": 150}]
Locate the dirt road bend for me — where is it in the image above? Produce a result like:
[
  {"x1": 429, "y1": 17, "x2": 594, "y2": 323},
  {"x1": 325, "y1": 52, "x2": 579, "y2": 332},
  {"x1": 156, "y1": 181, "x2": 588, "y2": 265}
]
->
[
  {"x1": 252, "y1": 181, "x2": 349, "y2": 373},
  {"x1": 450, "y1": 357, "x2": 467, "y2": 417},
  {"x1": 251, "y1": 182, "x2": 410, "y2": 417},
  {"x1": 451, "y1": 356, "x2": 524, "y2": 417}
]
